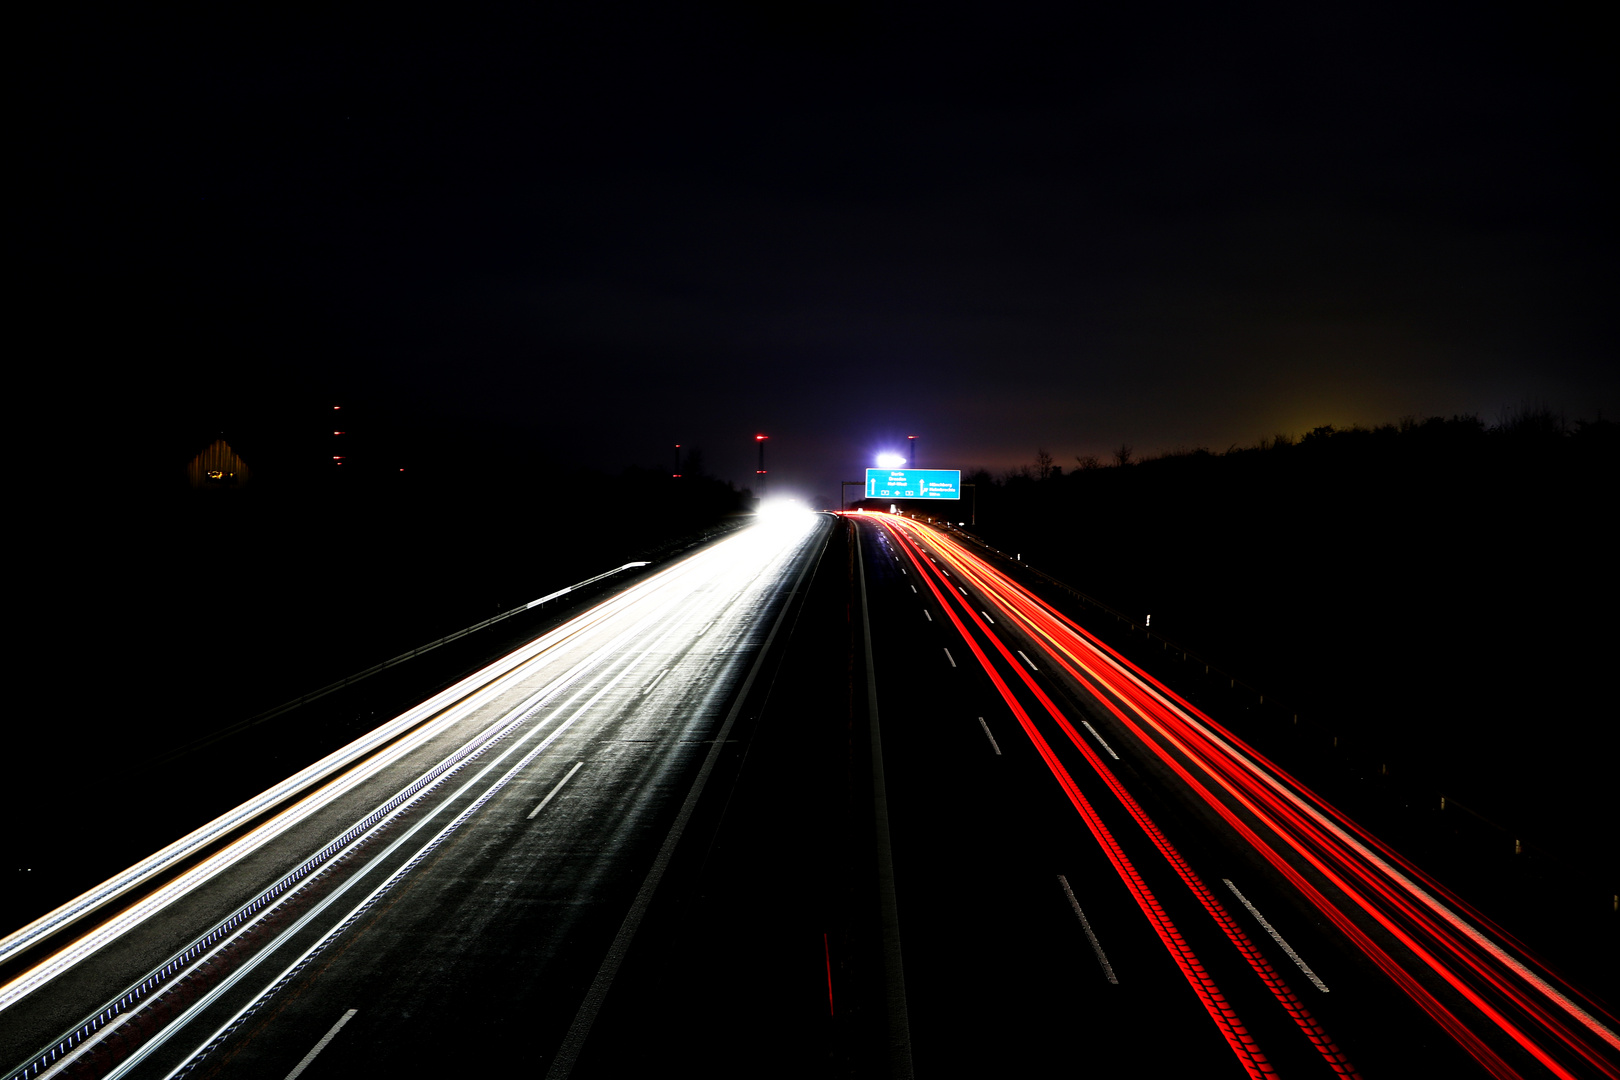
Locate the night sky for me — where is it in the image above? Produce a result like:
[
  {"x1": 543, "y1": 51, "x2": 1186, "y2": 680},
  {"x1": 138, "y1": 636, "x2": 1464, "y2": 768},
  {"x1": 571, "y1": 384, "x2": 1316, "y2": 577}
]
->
[{"x1": 21, "y1": 2, "x2": 1613, "y2": 506}]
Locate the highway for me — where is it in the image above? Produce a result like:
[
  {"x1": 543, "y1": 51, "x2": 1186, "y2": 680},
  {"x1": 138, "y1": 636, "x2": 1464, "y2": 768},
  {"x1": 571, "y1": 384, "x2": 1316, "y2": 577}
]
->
[
  {"x1": 0, "y1": 510, "x2": 830, "y2": 1080},
  {"x1": 849, "y1": 511, "x2": 1618, "y2": 1079},
  {"x1": 6, "y1": 506, "x2": 1616, "y2": 1078}
]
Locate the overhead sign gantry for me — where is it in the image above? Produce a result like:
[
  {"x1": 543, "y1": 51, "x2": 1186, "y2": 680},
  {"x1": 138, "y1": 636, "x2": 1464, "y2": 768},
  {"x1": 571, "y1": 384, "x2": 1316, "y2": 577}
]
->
[{"x1": 864, "y1": 468, "x2": 961, "y2": 500}]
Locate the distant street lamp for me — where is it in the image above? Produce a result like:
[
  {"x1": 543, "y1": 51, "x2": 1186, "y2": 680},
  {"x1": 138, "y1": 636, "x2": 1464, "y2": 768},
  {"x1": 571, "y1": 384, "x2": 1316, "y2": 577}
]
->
[
  {"x1": 908, "y1": 434, "x2": 918, "y2": 468},
  {"x1": 755, "y1": 434, "x2": 769, "y2": 499},
  {"x1": 673, "y1": 443, "x2": 682, "y2": 478}
]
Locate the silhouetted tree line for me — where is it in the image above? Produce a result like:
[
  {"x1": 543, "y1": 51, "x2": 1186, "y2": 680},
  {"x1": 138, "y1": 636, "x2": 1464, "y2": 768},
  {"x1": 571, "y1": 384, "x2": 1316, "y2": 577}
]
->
[{"x1": 959, "y1": 405, "x2": 1615, "y2": 876}]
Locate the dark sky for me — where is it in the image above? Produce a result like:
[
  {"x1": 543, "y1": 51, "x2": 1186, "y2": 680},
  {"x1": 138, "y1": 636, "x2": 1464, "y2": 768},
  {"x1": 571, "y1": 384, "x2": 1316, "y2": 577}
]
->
[{"x1": 21, "y1": 2, "x2": 1612, "y2": 506}]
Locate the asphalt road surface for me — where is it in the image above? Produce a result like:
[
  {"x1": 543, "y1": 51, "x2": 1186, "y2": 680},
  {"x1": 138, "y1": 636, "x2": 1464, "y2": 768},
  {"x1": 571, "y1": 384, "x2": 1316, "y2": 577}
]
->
[
  {"x1": 843, "y1": 512, "x2": 1617, "y2": 1080},
  {"x1": 5, "y1": 510, "x2": 1616, "y2": 1079},
  {"x1": 1, "y1": 511, "x2": 830, "y2": 1080}
]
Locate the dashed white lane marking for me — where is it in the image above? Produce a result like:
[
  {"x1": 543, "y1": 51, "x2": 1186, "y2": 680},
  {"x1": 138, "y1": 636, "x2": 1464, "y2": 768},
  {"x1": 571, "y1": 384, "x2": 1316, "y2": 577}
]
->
[
  {"x1": 910, "y1": 585, "x2": 918, "y2": 593},
  {"x1": 1081, "y1": 721, "x2": 1120, "y2": 761},
  {"x1": 528, "y1": 762, "x2": 586, "y2": 820},
  {"x1": 284, "y1": 1008, "x2": 357, "y2": 1080},
  {"x1": 1223, "y1": 879, "x2": 1329, "y2": 992},
  {"x1": 923, "y1": 610, "x2": 933, "y2": 622},
  {"x1": 1058, "y1": 875, "x2": 1118, "y2": 984},
  {"x1": 977, "y1": 717, "x2": 1001, "y2": 755},
  {"x1": 981, "y1": 611, "x2": 994, "y2": 624},
  {"x1": 943, "y1": 648, "x2": 957, "y2": 668},
  {"x1": 641, "y1": 668, "x2": 670, "y2": 695},
  {"x1": 1016, "y1": 650, "x2": 1038, "y2": 671}
]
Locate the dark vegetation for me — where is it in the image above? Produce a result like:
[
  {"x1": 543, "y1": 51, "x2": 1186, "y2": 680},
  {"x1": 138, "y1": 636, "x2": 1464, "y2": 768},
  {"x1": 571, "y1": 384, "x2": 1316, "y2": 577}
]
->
[
  {"x1": 915, "y1": 407, "x2": 1618, "y2": 966},
  {"x1": 8, "y1": 429, "x2": 750, "y2": 936}
]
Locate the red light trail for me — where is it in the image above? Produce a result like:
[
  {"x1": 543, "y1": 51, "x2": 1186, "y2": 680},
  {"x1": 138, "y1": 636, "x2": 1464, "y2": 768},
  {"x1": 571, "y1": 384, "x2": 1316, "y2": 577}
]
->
[{"x1": 861, "y1": 513, "x2": 1618, "y2": 1080}]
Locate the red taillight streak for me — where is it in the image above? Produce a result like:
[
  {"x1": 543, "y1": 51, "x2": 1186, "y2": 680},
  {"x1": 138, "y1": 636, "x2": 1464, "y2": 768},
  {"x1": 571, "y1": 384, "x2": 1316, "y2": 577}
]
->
[
  {"x1": 887, "y1": 524, "x2": 1361, "y2": 1078},
  {"x1": 950, "y1": 534, "x2": 1620, "y2": 1052},
  {"x1": 935, "y1": 547, "x2": 1615, "y2": 1076},
  {"x1": 1101, "y1": 684, "x2": 1615, "y2": 1077},
  {"x1": 875, "y1": 522, "x2": 1274, "y2": 1078},
  {"x1": 915, "y1": 535, "x2": 1548, "y2": 1072},
  {"x1": 825, "y1": 933, "x2": 834, "y2": 1017},
  {"x1": 903, "y1": 521, "x2": 1612, "y2": 1080},
  {"x1": 1033, "y1": 628, "x2": 1539, "y2": 1077}
]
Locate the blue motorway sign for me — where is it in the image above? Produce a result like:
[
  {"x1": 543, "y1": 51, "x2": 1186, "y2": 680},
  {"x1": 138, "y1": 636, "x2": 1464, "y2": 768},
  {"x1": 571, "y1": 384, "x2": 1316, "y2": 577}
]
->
[{"x1": 865, "y1": 468, "x2": 961, "y2": 500}]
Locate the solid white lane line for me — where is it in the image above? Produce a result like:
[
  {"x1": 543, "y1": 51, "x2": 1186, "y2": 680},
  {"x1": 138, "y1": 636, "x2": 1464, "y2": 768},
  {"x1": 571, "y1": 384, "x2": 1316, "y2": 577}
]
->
[
  {"x1": 1081, "y1": 721, "x2": 1120, "y2": 761},
  {"x1": 549, "y1": 517, "x2": 836, "y2": 1079},
  {"x1": 981, "y1": 611, "x2": 994, "y2": 624},
  {"x1": 943, "y1": 649, "x2": 956, "y2": 667},
  {"x1": 284, "y1": 1009, "x2": 356, "y2": 1080},
  {"x1": 1058, "y1": 875, "x2": 1117, "y2": 984},
  {"x1": 923, "y1": 610, "x2": 933, "y2": 622},
  {"x1": 641, "y1": 668, "x2": 670, "y2": 695},
  {"x1": 528, "y1": 762, "x2": 586, "y2": 820},
  {"x1": 1223, "y1": 879, "x2": 1329, "y2": 992},
  {"x1": 1016, "y1": 650, "x2": 1038, "y2": 671},
  {"x1": 977, "y1": 718, "x2": 1001, "y2": 755}
]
